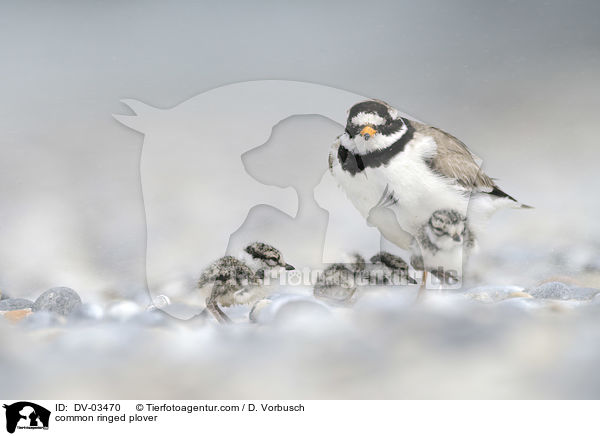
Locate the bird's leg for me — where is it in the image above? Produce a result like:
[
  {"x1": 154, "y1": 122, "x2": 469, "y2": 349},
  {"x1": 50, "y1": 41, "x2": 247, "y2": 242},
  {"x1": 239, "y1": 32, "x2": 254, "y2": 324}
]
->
[
  {"x1": 416, "y1": 270, "x2": 428, "y2": 302},
  {"x1": 206, "y1": 294, "x2": 232, "y2": 324}
]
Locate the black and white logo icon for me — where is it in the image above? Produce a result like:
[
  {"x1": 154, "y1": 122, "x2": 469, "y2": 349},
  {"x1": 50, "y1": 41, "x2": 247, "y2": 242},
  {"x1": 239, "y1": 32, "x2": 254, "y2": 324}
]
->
[{"x1": 3, "y1": 402, "x2": 50, "y2": 434}]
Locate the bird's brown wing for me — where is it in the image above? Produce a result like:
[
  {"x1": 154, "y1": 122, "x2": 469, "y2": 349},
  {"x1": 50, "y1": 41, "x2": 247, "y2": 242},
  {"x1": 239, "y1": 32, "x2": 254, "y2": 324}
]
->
[{"x1": 408, "y1": 119, "x2": 496, "y2": 192}]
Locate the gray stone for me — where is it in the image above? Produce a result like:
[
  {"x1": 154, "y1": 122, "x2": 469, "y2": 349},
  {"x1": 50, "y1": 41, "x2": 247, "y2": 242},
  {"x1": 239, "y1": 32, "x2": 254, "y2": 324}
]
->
[
  {"x1": 528, "y1": 282, "x2": 600, "y2": 300},
  {"x1": 463, "y1": 285, "x2": 529, "y2": 303},
  {"x1": 272, "y1": 297, "x2": 331, "y2": 325},
  {"x1": 529, "y1": 281, "x2": 570, "y2": 298},
  {"x1": 493, "y1": 297, "x2": 547, "y2": 312},
  {"x1": 0, "y1": 298, "x2": 34, "y2": 311},
  {"x1": 33, "y1": 287, "x2": 82, "y2": 316},
  {"x1": 106, "y1": 301, "x2": 142, "y2": 322},
  {"x1": 147, "y1": 294, "x2": 171, "y2": 310},
  {"x1": 132, "y1": 310, "x2": 170, "y2": 326},
  {"x1": 21, "y1": 310, "x2": 63, "y2": 329},
  {"x1": 249, "y1": 299, "x2": 272, "y2": 323},
  {"x1": 159, "y1": 302, "x2": 205, "y2": 320},
  {"x1": 71, "y1": 303, "x2": 104, "y2": 321},
  {"x1": 565, "y1": 287, "x2": 600, "y2": 300}
]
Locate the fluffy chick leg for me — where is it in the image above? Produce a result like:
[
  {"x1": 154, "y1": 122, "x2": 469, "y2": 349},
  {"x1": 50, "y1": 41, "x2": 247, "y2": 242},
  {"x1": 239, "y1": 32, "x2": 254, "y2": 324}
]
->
[
  {"x1": 416, "y1": 270, "x2": 428, "y2": 302},
  {"x1": 206, "y1": 294, "x2": 231, "y2": 324}
]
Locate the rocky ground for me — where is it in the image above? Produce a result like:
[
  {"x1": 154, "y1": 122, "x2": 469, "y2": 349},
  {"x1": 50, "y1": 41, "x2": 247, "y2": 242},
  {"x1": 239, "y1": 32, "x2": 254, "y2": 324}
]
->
[{"x1": 2, "y1": 272, "x2": 600, "y2": 399}]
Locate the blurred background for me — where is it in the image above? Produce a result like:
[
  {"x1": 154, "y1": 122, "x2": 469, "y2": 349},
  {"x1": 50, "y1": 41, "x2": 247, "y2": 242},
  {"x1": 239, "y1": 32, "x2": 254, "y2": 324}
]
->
[{"x1": 1, "y1": 0, "x2": 599, "y2": 399}]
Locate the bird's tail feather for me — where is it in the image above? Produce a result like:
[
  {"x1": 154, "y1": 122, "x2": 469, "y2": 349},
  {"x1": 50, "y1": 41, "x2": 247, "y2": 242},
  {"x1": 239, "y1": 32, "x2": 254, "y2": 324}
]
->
[{"x1": 489, "y1": 186, "x2": 533, "y2": 209}]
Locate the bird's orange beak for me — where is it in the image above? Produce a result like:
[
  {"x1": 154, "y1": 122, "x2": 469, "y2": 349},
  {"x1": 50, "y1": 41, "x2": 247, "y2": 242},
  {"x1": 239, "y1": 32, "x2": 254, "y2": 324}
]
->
[{"x1": 360, "y1": 126, "x2": 377, "y2": 138}]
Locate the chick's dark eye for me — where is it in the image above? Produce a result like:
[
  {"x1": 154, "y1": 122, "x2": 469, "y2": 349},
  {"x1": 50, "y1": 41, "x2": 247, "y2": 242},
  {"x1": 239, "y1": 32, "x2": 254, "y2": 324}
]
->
[{"x1": 431, "y1": 227, "x2": 445, "y2": 236}]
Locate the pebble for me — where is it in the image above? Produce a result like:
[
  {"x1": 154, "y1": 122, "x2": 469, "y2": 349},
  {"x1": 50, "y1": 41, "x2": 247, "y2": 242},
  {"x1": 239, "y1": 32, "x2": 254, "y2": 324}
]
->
[
  {"x1": 132, "y1": 310, "x2": 170, "y2": 327},
  {"x1": 251, "y1": 296, "x2": 331, "y2": 326},
  {"x1": 249, "y1": 299, "x2": 273, "y2": 323},
  {"x1": 159, "y1": 302, "x2": 205, "y2": 320},
  {"x1": 0, "y1": 298, "x2": 35, "y2": 311},
  {"x1": 274, "y1": 300, "x2": 332, "y2": 326},
  {"x1": 71, "y1": 303, "x2": 105, "y2": 322},
  {"x1": 463, "y1": 286, "x2": 530, "y2": 303},
  {"x1": 147, "y1": 294, "x2": 171, "y2": 311},
  {"x1": 494, "y1": 297, "x2": 548, "y2": 312},
  {"x1": 567, "y1": 287, "x2": 600, "y2": 300},
  {"x1": 21, "y1": 310, "x2": 64, "y2": 329},
  {"x1": 33, "y1": 287, "x2": 82, "y2": 316},
  {"x1": 106, "y1": 301, "x2": 143, "y2": 322},
  {"x1": 528, "y1": 282, "x2": 600, "y2": 301},
  {"x1": 2, "y1": 309, "x2": 32, "y2": 322}
]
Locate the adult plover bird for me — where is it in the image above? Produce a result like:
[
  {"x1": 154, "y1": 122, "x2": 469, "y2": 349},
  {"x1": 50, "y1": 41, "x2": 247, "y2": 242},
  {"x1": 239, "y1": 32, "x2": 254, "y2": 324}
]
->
[
  {"x1": 410, "y1": 209, "x2": 476, "y2": 286},
  {"x1": 198, "y1": 242, "x2": 294, "y2": 323},
  {"x1": 329, "y1": 100, "x2": 530, "y2": 286}
]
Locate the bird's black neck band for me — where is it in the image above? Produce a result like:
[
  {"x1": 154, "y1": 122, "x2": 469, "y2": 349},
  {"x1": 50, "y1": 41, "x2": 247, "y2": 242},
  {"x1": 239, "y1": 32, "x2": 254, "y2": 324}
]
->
[{"x1": 338, "y1": 121, "x2": 414, "y2": 176}]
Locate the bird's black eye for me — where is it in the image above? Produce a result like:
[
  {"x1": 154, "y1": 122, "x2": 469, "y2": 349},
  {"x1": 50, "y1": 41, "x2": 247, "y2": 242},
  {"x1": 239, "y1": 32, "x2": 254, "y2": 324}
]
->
[{"x1": 431, "y1": 226, "x2": 445, "y2": 236}]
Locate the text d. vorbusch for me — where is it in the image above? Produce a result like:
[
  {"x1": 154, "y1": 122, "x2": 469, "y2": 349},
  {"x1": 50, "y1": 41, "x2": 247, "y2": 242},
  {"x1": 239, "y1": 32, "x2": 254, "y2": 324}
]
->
[{"x1": 249, "y1": 403, "x2": 304, "y2": 412}]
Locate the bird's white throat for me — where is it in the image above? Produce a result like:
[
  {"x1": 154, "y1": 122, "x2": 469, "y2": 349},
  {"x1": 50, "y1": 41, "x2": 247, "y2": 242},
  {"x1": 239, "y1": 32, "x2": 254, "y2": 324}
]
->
[{"x1": 342, "y1": 124, "x2": 408, "y2": 153}]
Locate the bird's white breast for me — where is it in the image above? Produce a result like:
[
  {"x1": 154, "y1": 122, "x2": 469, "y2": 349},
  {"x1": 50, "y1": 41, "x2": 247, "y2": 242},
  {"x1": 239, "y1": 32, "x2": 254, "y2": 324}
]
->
[{"x1": 331, "y1": 134, "x2": 470, "y2": 238}]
